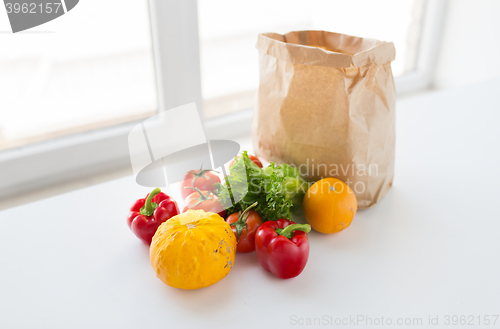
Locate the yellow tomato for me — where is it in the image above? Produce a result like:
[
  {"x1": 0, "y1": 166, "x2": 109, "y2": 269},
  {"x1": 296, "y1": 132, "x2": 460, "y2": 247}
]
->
[
  {"x1": 303, "y1": 178, "x2": 357, "y2": 234},
  {"x1": 150, "y1": 209, "x2": 236, "y2": 290}
]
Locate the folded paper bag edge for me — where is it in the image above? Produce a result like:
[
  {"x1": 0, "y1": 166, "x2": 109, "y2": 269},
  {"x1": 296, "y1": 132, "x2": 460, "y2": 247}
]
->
[{"x1": 255, "y1": 30, "x2": 395, "y2": 68}]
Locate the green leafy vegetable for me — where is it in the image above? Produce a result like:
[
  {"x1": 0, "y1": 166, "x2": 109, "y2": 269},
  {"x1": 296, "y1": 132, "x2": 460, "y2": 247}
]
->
[{"x1": 215, "y1": 151, "x2": 308, "y2": 222}]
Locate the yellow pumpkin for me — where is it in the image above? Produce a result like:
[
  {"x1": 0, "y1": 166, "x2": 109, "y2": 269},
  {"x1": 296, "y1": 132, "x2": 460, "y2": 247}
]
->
[{"x1": 150, "y1": 209, "x2": 236, "y2": 290}]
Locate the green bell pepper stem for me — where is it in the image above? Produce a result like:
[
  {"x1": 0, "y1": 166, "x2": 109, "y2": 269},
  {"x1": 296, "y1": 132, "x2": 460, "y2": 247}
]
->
[
  {"x1": 140, "y1": 187, "x2": 161, "y2": 216},
  {"x1": 276, "y1": 223, "x2": 311, "y2": 239}
]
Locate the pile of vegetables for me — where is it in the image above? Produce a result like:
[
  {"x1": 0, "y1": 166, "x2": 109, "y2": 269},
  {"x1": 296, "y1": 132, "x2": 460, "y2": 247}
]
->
[{"x1": 127, "y1": 150, "x2": 358, "y2": 289}]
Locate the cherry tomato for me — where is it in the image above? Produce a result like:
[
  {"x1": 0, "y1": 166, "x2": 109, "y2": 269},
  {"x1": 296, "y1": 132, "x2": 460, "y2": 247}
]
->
[
  {"x1": 229, "y1": 154, "x2": 263, "y2": 169},
  {"x1": 183, "y1": 187, "x2": 226, "y2": 218},
  {"x1": 226, "y1": 202, "x2": 263, "y2": 253},
  {"x1": 180, "y1": 169, "x2": 221, "y2": 199}
]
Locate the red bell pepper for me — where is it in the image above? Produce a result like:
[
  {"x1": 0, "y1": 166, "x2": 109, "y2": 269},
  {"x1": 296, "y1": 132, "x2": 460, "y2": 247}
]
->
[
  {"x1": 255, "y1": 219, "x2": 311, "y2": 279},
  {"x1": 127, "y1": 188, "x2": 180, "y2": 245}
]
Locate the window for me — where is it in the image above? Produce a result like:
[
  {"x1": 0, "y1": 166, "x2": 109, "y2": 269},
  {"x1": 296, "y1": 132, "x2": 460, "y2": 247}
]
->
[
  {"x1": 198, "y1": 0, "x2": 428, "y2": 119},
  {"x1": 0, "y1": 0, "x2": 157, "y2": 151},
  {"x1": 0, "y1": 0, "x2": 445, "y2": 200}
]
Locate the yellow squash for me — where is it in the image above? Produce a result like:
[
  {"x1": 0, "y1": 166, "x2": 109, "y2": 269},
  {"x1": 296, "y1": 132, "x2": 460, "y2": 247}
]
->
[{"x1": 150, "y1": 209, "x2": 236, "y2": 289}]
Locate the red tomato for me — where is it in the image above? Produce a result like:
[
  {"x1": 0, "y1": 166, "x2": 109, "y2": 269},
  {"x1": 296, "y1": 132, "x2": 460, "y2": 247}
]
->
[
  {"x1": 226, "y1": 203, "x2": 263, "y2": 253},
  {"x1": 183, "y1": 187, "x2": 226, "y2": 218},
  {"x1": 229, "y1": 154, "x2": 263, "y2": 169},
  {"x1": 180, "y1": 169, "x2": 221, "y2": 199}
]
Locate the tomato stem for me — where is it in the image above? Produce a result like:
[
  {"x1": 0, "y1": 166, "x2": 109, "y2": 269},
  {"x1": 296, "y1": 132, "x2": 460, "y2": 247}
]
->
[
  {"x1": 184, "y1": 186, "x2": 213, "y2": 208},
  {"x1": 230, "y1": 201, "x2": 258, "y2": 241},
  {"x1": 190, "y1": 169, "x2": 219, "y2": 187},
  {"x1": 240, "y1": 202, "x2": 258, "y2": 219}
]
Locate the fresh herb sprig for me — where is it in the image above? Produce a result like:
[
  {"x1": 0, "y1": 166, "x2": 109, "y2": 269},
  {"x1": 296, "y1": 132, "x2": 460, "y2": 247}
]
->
[{"x1": 215, "y1": 151, "x2": 308, "y2": 222}]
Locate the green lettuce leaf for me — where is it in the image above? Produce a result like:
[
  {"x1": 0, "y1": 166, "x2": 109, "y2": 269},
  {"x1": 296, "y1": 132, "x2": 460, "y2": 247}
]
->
[{"x1": 215, "y1": 151, "x2": 308, "y2": 222}]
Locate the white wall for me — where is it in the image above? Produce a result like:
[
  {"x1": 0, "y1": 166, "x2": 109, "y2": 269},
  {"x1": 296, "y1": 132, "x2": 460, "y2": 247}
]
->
[{"x1": 433, "y1": 0, "x2": 500, "y2": 89}]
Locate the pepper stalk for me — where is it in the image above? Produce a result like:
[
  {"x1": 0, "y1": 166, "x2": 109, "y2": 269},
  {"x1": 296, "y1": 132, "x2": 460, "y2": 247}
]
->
[
  {"x1": 140, "y1": 187, "x2": 161, "y2": 216},
  {"x1": 275, "y1": 223, "x2": 311, "y2": 239}
]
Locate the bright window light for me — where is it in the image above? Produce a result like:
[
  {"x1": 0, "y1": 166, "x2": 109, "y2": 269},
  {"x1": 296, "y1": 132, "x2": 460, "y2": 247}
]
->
[
  {"x1": 198, "y1": 0, "x2": 424, "y2": 118},
  {"x1": 0, "y1": 0, "x2": 157, "y2": 151}
]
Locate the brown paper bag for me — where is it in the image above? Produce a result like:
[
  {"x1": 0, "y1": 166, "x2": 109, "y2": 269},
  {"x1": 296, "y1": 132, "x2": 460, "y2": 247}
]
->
[{"x1": 252, "y1": 31, "x2": 396, "y2": 209}]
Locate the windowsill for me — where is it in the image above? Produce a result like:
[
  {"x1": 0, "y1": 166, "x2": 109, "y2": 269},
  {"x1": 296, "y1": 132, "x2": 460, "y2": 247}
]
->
[
  {"x1": 0, "y1": 167, "x2": 132, "y2": 211},
  {"x1": 0, "y1": 134, "x2": 254, "y2": 211}
]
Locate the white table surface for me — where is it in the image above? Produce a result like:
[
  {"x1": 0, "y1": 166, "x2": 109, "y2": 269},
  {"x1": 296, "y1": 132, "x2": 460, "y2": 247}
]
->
[{"x1": 1, "y1": 80, "x2": 500, "y2": 329}]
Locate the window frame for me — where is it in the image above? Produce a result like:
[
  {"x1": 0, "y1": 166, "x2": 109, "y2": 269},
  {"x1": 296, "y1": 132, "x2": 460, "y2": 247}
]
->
[
  {"x1": 395, "y1": 0, "x2": 447, "y2": 94},
  {"x1": 0, "y1": 0, "x2": 446, "y2": 201}
]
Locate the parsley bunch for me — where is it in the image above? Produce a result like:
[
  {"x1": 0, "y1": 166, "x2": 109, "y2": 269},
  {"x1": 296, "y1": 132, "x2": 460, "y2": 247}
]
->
[{"x1": 215, "y1": 151, "x2": 308, "y2": 222}]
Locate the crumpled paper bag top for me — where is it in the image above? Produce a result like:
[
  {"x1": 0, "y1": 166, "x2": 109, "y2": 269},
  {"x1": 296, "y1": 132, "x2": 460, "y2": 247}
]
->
[{"x1": 256, "y1": 31, "x2": 395, "y2": 68}]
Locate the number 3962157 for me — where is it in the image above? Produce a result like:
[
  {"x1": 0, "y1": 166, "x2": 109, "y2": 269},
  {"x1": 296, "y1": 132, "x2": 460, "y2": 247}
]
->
[
  {"x1": 444, "y1": 315, "x2": 499, "y2": 326},
  {"x1": 5, "y1": 2, "x2": 62, "y2": 14}
]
